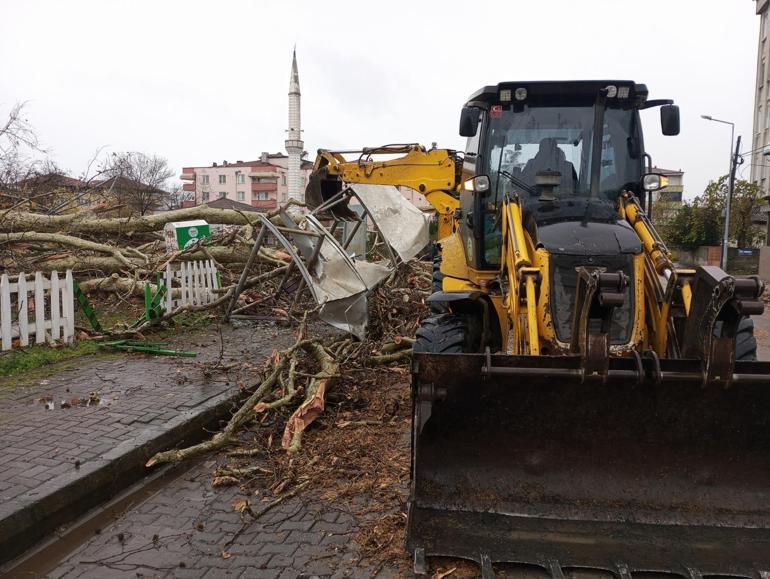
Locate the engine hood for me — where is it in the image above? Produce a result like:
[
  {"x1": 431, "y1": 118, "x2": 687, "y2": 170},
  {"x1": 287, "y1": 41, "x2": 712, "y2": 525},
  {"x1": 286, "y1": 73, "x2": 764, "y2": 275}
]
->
[{"x1": 535, "y1": 220, "x2": 642, "y2": 255}]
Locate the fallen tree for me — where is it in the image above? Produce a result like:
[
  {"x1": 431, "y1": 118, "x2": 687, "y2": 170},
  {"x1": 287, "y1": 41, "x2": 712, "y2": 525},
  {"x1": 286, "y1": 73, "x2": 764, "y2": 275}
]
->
[{"x1": 0, "y1": 204, "x2": 261, "y2": 235}]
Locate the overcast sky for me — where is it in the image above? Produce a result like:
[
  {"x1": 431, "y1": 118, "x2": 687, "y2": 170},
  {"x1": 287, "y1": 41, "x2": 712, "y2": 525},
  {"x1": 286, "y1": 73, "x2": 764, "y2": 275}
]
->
[{"x1": 0, "y1": 0, "x2": 760, "y2": 197}]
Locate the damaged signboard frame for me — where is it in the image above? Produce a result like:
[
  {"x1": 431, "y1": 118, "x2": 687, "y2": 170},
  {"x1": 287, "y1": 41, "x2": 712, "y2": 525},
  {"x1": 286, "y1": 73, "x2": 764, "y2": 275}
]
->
[{"x1": 225, "y1": 184, "x2": 429, "y2": 339}]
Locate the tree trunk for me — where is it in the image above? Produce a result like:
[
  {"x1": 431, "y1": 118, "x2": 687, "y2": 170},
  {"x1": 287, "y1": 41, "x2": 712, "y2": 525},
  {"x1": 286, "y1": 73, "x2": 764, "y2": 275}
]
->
[{"x1": 0, "y1": 204, "x2": 266, "y2": 235}]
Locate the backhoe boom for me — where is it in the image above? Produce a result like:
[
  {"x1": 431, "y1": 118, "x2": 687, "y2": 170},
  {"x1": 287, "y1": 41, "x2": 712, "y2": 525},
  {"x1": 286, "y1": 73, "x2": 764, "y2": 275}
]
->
[{"x1": 306, "y1": 144, "x2": 460, "y2": 239}]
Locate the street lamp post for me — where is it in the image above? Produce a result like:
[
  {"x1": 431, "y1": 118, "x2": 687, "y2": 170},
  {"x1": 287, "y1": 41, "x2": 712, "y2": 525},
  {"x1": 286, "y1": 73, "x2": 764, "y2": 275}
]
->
[{"x1": 701, "y1": 115, "x2": 736, "y2": 271}]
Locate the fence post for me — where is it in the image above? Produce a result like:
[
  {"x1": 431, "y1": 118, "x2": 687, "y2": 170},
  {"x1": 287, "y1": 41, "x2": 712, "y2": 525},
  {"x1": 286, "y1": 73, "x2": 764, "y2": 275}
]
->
[
  {"x1": 186, "y1": 261, "x2": 195, "y2": 306},
  {"x1": 64, "y1": 270, "x2": 75, "y2": 343},
  {"x1": 206, "y1": 260, "x2": 215, "y2": 301},
  {"x1": 179, "y1": 262, "x2": 187, "y2": 307},
  {"x1": 165, "y1": 263, "x2": 172, "y2": 313},
  {"x1": 34, "y1": 271, "x2": 46, "y2": 344},
  {"x1": 50, "y1": 271, "x2": 61, "y2": 341},
  {"x1": 17, "y1": 273, "x2": 29, "y2": 347},
  {"x1": 0, "y1": 274, "x2": 9, "y2": 351}
]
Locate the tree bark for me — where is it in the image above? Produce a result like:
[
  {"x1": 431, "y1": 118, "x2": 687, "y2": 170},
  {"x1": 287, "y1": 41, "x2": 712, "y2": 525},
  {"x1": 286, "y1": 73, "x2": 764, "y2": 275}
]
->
[
  {"x1": 0, "y1": 201, "x2": 304, "y2": 235},
  {"x1": 6, "y1": 244, "x2": 287, "y2": 274},
  {"x1": 0, "y1": 205, "x2": 259, "y2": 235}
]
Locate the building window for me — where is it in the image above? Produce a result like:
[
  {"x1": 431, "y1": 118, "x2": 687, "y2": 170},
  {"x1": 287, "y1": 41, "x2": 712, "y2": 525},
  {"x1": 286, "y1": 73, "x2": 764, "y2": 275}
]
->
[
  {"x1": 219, "y1": 191, "x2": 226, "y2": 198},
  {"x1": 282, "y1": 174, "x2": 287, "y2": 185},
  {"x1": 202, "y1": 191, "x2": 210, "y2": 201},
  {"x1": 237, "y1": 173, "x2": 245, "y2": 184},
  {"x1": 202, "y1": 175, "x2": 209, "y2": 185},
  {"x1": 237, "y1": 191, "x2": 245, "y2": 201},
  {"x1": 219, "y1": 175, "x2": 226, "y2": 184}
]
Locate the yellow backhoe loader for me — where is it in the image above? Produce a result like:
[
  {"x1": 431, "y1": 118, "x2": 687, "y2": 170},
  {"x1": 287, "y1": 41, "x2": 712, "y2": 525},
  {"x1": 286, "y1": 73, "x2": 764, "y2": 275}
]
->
[{"x1": 306, "y1": 81, "x2": 770, "y2": 576}]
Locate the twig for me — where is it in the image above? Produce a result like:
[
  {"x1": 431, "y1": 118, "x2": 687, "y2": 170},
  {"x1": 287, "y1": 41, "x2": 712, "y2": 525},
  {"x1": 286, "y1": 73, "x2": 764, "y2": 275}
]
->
[{"x1": 224, "y1": 480, "x2": 311, "y2": 548}]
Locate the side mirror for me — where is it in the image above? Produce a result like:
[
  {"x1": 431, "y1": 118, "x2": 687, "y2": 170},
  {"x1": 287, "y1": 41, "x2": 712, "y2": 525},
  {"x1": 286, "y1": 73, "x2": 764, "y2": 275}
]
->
[
  {"x1": 661, "y1": 104, "x2": 680, "y2": 136},
  {"x1": 462, "y1": 175, "x2": 490, "y2": 194},
  {"x1": 459, "y1": 107, "x2": 481, "y2": 137},
  {"x1": 642, "y1": 173, "x2": 669, "y2": 192}
]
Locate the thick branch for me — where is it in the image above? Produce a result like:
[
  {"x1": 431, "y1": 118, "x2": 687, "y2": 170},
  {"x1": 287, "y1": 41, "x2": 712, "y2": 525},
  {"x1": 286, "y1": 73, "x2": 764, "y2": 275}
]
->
[
  {"x1": 0, "y1": 201, "x2": 304, "y2": 235},
  {"x1": 282, "y1": 342, "x2": 339, "y2": 454},
  {"x1": 0, "y1": 232, "x2": 141, "y2": 268}
]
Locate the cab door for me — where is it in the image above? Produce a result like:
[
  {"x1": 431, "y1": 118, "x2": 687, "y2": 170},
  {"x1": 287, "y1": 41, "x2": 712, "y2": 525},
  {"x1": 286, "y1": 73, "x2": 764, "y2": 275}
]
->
[{"x1": 459, "y1": 112, "x2": 483, "y2": 267}]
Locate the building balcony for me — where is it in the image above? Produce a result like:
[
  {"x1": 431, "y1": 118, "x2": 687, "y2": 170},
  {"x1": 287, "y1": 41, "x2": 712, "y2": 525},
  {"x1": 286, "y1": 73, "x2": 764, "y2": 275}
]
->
[
  {"x1": 180, "y1": 169, "x2": 195, "y2": 180},
  {"x1": 251, "y1": 199, "x2": 277, "y2": 210},
  {"x1": 182, "y1": 183, "x2": 196, "y2": 192},
  {"x1": 251, "y1": 182, "x2": 278, "y2": 192},
  {"x1": 247, "y1": 171, "x2": 280, "y2": 179}
]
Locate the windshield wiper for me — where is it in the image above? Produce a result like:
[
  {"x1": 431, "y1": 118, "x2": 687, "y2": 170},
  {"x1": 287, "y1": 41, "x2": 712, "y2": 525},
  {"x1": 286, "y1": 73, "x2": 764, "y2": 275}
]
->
[{"x1": 499, "y1": 170, "x2": 538, "y2": 197}]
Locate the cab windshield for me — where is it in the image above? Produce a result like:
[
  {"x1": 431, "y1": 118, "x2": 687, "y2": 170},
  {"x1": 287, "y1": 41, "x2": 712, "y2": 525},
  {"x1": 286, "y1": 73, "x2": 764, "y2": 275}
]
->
[
  {"x1": 480, "y1": 103, "x2": 641, "y2": 265},
  {"x1": 485, "y1": 104, "x2": 641, "y2": 215}
]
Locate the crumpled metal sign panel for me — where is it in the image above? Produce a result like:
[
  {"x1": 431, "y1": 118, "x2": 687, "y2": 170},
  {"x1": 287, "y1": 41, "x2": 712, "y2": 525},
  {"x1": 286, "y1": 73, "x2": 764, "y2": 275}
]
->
[
  {"x1": 278, "y1": 184, "x2": 429, "y2": 339},
  {"x1": 349, "y1": 184, "x2": 430, "y2": 263}
]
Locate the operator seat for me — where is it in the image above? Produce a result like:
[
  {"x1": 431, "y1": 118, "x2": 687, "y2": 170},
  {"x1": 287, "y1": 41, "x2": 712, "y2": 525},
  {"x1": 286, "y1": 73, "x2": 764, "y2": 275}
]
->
[{"x1": 521, "y1": 138, "x2": 577, "y2": 192}]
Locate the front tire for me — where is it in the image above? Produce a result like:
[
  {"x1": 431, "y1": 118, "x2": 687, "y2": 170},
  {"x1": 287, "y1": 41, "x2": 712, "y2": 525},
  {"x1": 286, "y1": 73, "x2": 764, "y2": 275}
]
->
[
  {"x1": 414, "y1": 314, "x2": 480, "y2": 354},
  {"x1": 714, "y1": 317, "x2": 758, "y2": 361}
]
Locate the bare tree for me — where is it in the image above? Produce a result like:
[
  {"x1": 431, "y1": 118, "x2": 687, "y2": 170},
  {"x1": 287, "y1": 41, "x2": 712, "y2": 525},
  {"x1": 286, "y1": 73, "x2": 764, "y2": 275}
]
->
[
  {"x1": 164, "y1": 181, "x2": 193, "y2": 210},
  {"x1": 102, "y1": 151, "x2": 174, "y2": 215},
  {"x1": 0, "y1": 102, "x2": 49, "y2": 210}
]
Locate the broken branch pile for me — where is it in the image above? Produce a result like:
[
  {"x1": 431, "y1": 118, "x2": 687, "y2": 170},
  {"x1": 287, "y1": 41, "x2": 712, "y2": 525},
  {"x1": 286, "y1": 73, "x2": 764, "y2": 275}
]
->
[
  {"x1": 0, "y1": 203, "x2": 310, "y2": 332},
  {"x1": 138, "y1": 261, "x2": 431, "y2": 571}
]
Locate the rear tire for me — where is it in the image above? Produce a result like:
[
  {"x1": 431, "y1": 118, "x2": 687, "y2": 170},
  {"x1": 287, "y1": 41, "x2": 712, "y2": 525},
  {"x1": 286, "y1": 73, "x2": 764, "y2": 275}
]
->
[
  {"x1": 714, "y1": 317, "x2": 757, "y2": 361},
  {"x1": 432, "y1": 254, "x2": 444, "y2": 294},
  {"x1": 430, "y1": 254, "x2": 448, "y2": 314},
  {"x1": 414, "y1": 314, "x2": 479, "y2": 354}
]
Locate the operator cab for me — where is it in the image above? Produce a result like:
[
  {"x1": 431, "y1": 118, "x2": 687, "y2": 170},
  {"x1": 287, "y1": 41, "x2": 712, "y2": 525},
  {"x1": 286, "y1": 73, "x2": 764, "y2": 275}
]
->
[{"x1": 458, "y1": 80, "x2": 679, "y2": 268}]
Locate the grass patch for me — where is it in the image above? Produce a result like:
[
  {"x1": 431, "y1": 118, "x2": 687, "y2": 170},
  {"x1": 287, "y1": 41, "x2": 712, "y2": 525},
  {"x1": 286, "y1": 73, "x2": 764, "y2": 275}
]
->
[
  {"x1": 0, "y1": 309, "x2": 216, "y2": 384},
  {"x1": 0, "y1": 341, "x2": 103, "y2": 380}
]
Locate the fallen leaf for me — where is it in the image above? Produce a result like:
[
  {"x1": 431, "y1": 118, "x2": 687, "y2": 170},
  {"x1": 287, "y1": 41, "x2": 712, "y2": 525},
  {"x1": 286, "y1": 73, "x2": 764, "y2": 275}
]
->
[
  {"x1": 213, "y1": 476, "x2": 239, "y2": 487},
  {"x1": 221, "y1": 551, "x2": 231, "y2": 560},
  {"x1": 232, "y1": 498, "x2": 250, "y2": 515}
]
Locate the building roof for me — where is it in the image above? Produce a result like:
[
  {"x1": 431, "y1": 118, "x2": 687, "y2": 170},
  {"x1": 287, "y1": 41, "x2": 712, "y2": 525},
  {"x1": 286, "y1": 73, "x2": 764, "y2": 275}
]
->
[
  {"x1": 205, "y1": 197, "x2": 261, "y2": 212},
  {"x1": 184, "y1": 153, "x2": 313, "y2": 171},
  {"x1": 91, "y1": 176, "x2": 167, "y2": 194},
  {"x1": 16, "y1": 173, "x2": 87, "y2": 190}
]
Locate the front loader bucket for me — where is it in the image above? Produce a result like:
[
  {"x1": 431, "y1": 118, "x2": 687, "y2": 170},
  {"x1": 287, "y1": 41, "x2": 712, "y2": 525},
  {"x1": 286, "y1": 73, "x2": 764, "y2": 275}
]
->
[{"x1": 408, "y1": 352, "x2": 770, "y2": 576}]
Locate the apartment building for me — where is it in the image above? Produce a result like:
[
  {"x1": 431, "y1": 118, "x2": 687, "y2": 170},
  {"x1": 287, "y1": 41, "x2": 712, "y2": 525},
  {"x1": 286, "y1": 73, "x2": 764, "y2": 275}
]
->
[
  {"x1": 753, "y1": 0, "x2": 770, "y2": 192},
  {"x1": 650, "y1": 166, "x2": 685, "y2": 228},
  {"x1": 181, "y1": 152, "x2": 313, "y2": 211}
]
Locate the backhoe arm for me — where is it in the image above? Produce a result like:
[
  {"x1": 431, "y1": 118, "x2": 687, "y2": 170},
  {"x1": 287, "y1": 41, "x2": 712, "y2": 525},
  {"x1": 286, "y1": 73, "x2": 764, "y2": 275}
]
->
[{"x1": 305, "y1": 144, "x2": 460, "y2": 240}]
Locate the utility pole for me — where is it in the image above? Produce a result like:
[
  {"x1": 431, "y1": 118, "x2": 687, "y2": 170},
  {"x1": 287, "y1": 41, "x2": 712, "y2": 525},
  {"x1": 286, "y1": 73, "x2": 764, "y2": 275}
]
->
[{"x1": 722, "y1": 134, "x2": 741, "y2": 271}]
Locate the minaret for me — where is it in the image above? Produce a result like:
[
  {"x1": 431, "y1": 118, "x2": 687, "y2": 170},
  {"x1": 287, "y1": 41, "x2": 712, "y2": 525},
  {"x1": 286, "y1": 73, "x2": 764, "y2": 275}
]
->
[{"x1": 285, "y1": 49, "x2": 304, "y2": 203}]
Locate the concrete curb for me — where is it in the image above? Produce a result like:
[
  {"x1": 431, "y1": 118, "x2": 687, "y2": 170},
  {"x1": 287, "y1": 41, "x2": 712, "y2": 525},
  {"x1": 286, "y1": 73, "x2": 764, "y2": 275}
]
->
[{"x1": 0, "y1": 386, "x2": 242, "y2": 565}]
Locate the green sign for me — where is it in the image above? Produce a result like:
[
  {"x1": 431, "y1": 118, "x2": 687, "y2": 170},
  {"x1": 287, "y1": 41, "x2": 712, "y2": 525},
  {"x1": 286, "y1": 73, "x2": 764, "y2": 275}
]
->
[{"x1": 164, "y1": 220, "x2": 211, "y2": 251}]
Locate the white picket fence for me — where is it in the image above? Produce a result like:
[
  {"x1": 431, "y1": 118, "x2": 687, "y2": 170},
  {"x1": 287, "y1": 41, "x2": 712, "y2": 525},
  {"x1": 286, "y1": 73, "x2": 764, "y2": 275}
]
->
[
  {"x1": 0, "y1": 270, "x2": 75, "y2": 351},
  {"x1": 164, "y1": 260, "x2": 219, "y2": 312}
]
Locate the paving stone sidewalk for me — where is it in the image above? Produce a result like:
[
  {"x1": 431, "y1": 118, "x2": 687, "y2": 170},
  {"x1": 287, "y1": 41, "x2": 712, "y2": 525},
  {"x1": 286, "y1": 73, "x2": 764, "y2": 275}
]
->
[
  {"x1": 0, "y1": 322, "x2": 296, "y2": 564},
  {"x1": 49, "y1": 458, "x2": 401, "y2": 579}
]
